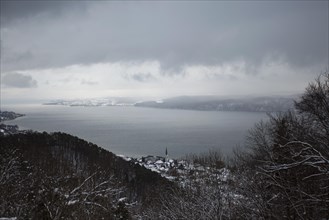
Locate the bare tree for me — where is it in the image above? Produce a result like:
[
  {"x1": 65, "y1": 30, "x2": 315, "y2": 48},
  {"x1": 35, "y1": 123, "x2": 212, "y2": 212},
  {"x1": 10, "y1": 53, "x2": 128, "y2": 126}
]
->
[
  {"x1": 31, "y1": 171, "x2": 126, "y2": 220},
  {"x1": 232, "y1": 73, "x2": 329, "y2": 219},
  {"x1": 295, "y1": 71, "x2": 329, "y2": 149},
  {"x1": 0, "y1": 148, "x2": 33, "y2": 218}
]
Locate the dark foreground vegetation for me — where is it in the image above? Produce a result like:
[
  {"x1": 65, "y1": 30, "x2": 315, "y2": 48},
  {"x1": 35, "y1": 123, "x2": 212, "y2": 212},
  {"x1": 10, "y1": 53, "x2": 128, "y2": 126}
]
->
[
  {"x1": 229, "y1": 72, "x2": 329, "y2": 219},
  {"x1": 0, "y1": 132, "x2": 171, "y2": 219},
  {"x1": 1, "y1": 72, "x2": 329, "y2": 219}
]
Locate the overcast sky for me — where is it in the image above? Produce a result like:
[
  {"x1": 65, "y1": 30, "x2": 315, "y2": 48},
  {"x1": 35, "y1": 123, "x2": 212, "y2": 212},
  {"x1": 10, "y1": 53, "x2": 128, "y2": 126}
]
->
[{"x1": 1, "y1": 1, "x2": 328, "y2": 102}]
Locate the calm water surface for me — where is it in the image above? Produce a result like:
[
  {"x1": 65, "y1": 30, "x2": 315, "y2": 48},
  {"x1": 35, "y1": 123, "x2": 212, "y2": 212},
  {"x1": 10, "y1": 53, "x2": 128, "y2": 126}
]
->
[{"x1": 3, "y1": 104, "x2": 267, "y2": 158}]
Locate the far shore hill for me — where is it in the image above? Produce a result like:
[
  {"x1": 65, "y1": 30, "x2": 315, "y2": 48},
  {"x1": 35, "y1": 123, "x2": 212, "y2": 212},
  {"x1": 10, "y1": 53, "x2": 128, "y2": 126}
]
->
[{"x1": 43, "y1": 95, "x2": 297, "y2": 112}]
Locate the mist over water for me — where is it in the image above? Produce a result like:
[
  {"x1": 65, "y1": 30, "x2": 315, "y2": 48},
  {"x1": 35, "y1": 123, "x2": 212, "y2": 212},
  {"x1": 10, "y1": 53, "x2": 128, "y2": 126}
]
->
[{"x1": 3, "y1": 104, "x2": 267, "y2": 158}]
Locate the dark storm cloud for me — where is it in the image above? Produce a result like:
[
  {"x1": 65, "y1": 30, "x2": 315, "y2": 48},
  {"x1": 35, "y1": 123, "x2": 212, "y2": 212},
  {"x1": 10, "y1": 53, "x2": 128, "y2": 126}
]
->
[
  {"x1": 0, "y1": 1, "x2": 328, "y2": 73},
  {"x1": 2, "y1": 72, "x2": 37, "y2": 88},
  {"x1": 0, "y1": 1, "x2": 87, "y2": 27}
]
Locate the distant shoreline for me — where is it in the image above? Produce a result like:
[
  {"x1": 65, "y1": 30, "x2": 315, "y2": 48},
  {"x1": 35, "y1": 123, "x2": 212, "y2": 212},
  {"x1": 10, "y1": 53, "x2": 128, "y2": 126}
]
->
[
  {"x1": 43, "y1": 95, "x2": 295, "y2": 113},
  {"x1": 0, "y1": 110, "x2": 25, "y2": 122}
]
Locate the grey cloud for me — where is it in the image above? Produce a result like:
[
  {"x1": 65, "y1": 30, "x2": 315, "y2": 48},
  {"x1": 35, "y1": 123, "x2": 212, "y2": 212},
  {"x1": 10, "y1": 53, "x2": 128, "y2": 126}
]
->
[
  {"x1": 2, "y1": 73, "x2": 37, "y2": 88},
  {"x1": 0, "y1": 1, "x2": 328, "y2": 73},
  {"x1": 209, "y1": 73, "x2": 238, "y2": 81},
  {"x1": 81, "y1": 79, "x2": 98, "y2": 85},
  {"x1": 0, "y1": 1, "x2": 87, "y2": 27},
  {"x1": 6, "y1": 50, "x2": 33, "y2": 63},
  {"x1": 130, "y1": 73, "x2": 155, "y2": 82}
]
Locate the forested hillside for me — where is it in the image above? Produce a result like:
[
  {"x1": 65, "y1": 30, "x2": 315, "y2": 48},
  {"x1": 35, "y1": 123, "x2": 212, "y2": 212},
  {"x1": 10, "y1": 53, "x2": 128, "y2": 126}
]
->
[
  {"x1": 135, "y1": 96, "x2": 294, "y2": 112},
  {"x1": 0, "y1": 132, "x2": 171, "y2": 219}
]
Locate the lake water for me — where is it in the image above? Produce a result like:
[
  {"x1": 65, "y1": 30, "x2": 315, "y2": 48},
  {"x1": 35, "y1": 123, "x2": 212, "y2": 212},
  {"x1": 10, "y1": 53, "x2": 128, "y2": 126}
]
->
[{"x1": 3, "y1": 104, "x2": 267, "y2": 158}]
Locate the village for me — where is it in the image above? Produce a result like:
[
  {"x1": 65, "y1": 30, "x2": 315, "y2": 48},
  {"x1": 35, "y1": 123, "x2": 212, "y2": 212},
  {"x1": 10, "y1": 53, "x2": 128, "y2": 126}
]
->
[{"x1": 119, "y1": 148, "x2": 231, "y2": 186}]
